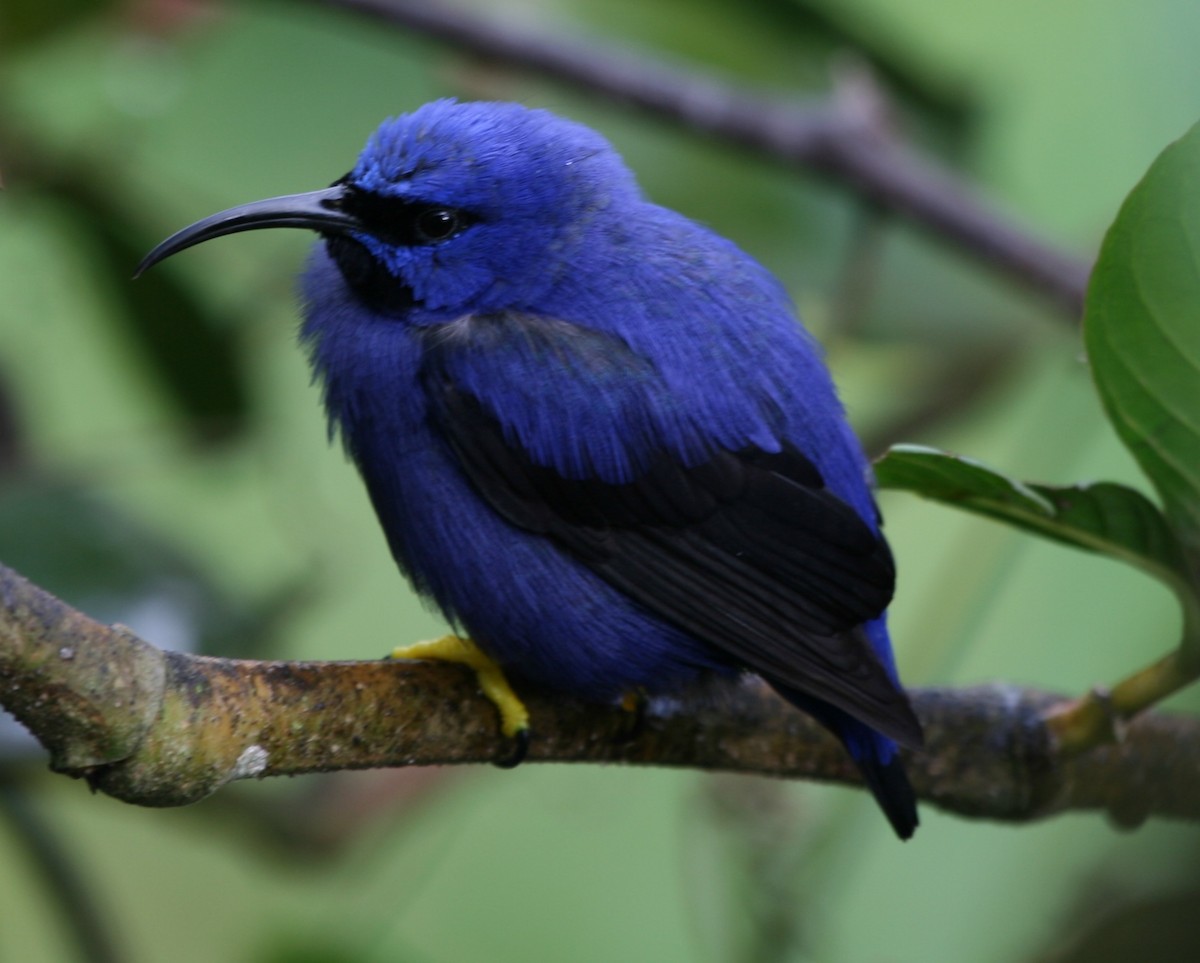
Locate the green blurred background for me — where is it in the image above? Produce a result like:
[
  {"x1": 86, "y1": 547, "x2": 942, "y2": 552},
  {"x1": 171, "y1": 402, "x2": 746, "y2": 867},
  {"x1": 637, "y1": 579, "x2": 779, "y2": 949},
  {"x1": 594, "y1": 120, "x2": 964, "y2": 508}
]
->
[{"x1": 2, "y1": 1, "x2": 1198, "y2": 961}]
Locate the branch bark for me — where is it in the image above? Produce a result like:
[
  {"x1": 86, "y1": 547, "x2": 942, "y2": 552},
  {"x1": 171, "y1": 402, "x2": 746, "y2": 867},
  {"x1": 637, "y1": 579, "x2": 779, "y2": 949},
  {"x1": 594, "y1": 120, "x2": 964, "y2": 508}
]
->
[
  {"x1": 309, "y1": 0, "x2": 1092, "y2": 318},
  {"x1": 2, "y1": 562, "x2": 1196, "y2": 827}
]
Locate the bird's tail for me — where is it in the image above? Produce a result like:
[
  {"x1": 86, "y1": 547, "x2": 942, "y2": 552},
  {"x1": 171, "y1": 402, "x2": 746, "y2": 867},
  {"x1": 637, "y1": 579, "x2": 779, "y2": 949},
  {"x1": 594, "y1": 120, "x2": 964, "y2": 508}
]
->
[
  {"x1": 840, "y1": 720, "x2": 919, "y2": 840},
  {"x1": 774, "y1": 686, "x2": 919, "y2": 840}
]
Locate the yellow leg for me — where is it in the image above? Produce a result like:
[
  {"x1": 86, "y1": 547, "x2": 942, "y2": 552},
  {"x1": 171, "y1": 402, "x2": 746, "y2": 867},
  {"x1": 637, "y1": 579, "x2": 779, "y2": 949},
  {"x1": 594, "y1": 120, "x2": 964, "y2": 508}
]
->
[
  {"x1": 390, "y1": 635, "x2": 530, "y2": 740},
  {"x1": 618, "y1": 688, "x2": 647, "y2": 742}
]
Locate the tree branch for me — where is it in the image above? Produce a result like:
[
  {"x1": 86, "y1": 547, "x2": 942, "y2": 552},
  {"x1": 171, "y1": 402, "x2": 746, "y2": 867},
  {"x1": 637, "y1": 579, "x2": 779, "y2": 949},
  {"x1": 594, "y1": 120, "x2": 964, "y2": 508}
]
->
[
  {"x1": 308, "y1": 0, "x2": 1092, "y2": 318},
  {"x1": 2, "y1": 562, "x2": 1196, "y2": 826}
]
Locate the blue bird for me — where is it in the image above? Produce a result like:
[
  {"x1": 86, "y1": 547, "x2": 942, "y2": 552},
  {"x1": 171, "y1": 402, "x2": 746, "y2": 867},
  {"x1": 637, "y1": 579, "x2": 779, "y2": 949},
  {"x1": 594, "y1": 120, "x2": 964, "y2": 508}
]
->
[{"x1": 138, "y1": 100, "x2": 923, "y2": 838}]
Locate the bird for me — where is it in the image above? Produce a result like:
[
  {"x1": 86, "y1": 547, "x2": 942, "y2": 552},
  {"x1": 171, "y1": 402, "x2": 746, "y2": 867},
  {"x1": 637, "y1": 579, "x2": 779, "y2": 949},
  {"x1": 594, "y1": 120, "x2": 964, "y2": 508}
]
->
[{"x1": 137, "y1": 99, "x2": 924, "y2": 838}]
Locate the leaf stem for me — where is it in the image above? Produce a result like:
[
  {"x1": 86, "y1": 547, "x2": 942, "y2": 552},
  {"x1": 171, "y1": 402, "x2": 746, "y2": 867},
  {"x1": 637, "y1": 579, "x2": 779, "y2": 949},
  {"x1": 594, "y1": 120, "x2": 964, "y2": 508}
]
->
[{"x1": 1046, "y1": 642, "x2": 1200, "y2": 755}]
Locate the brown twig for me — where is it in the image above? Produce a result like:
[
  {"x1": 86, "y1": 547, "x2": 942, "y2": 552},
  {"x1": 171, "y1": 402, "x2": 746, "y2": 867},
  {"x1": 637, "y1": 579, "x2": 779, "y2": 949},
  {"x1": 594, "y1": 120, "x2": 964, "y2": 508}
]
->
[
  {"x1": 307, "y1": 0, "x2": 1092, "y2": 318},
  {"x1": 2, "y1": 562, "x2": 1196, "y2": 827}
]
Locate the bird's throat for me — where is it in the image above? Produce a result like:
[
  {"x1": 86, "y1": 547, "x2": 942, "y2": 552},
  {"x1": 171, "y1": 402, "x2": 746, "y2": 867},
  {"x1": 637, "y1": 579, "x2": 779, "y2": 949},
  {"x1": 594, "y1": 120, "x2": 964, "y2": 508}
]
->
[{"x1": 324, "y1": 235, "x2": 417, "y2": 316}]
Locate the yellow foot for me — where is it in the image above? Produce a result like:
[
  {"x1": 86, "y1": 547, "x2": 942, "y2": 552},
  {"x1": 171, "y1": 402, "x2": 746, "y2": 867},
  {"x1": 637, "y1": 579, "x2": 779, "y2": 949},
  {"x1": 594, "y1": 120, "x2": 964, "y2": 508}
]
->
[
  {"x1": 617, "y1": 688, "x2": 647, "y2": 742},
  {"x1": 390, "y1": 635, "x2": 530, "y2": 766}
]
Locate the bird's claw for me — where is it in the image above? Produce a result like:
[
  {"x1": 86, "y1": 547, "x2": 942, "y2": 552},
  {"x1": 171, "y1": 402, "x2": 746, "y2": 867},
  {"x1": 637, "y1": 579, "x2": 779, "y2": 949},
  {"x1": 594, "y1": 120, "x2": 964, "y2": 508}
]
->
[
  {"x1": 492, "y1": 726, "x2": 531, "y2": 769},
  {"x1": 389, "y1": 634, "x2": 532, "y2": 762}
]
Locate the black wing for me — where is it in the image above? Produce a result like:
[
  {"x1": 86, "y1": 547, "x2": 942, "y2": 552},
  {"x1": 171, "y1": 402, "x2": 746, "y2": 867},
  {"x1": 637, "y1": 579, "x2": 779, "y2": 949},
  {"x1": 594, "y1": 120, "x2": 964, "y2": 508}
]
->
[{"x1": 428, "y1": 379, "x2": 921, "y2": 749}]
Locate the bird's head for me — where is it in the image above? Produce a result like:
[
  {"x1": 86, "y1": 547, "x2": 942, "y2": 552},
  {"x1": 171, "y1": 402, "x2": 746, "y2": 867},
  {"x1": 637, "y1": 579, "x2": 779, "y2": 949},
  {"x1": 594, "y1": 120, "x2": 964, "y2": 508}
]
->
[{"x1": 137, "y1": 100, "x2": 640, "y2": 318}]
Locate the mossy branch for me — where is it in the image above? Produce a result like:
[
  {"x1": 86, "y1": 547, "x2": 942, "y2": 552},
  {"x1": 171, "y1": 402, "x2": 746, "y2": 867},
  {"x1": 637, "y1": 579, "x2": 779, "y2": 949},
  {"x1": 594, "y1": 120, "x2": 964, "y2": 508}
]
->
[{"x1": 2, "y1": 562, "x2": 1197, "y2": 826}]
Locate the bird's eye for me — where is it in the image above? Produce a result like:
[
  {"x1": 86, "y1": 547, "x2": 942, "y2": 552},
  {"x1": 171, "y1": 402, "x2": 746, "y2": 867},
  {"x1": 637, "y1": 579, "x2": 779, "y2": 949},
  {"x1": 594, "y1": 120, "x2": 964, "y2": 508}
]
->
[
  {"x1": 414, "y1": 208, "x2": 461, "y2": 243},
  {"x1": 332, "y1": 186, "x2": 473, "y2": 246}
]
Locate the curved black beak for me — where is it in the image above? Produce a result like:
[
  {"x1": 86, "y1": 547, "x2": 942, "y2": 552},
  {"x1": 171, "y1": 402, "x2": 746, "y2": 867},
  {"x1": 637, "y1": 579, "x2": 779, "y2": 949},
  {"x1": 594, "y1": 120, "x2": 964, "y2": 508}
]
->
[{"x1": 135, "y1": 185, "x2": 358, "y2": 277}]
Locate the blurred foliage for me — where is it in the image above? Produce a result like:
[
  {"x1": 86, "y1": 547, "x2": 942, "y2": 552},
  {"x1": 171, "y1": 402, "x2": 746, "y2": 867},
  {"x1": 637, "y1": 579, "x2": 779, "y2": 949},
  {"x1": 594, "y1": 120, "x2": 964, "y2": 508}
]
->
[
  {"x1": 0, "y1": 0, "x2": 117, "y2": 49},
  {"x1": 2, "y1": 1, "x2": 1200, "y2": 962}
]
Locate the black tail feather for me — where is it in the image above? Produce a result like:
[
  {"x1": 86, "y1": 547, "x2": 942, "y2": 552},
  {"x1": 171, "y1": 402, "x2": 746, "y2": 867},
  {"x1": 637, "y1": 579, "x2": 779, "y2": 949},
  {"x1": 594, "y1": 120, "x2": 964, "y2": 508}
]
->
[
  {"x1": 855, "y1": 747, "x2": 919, "y2": 840},
  {"x1": 773, "y1": 683, "x2": 920, "y2": 840}
]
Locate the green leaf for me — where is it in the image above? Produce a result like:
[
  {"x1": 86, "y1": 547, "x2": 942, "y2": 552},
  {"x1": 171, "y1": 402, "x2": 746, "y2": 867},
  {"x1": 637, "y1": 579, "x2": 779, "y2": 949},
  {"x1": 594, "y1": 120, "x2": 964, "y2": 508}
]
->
[
  {"x1": 1084, "y1": 122, "x2": 1200, "y2": 550},
  {"x1": 875, "y1": 445, "x2": 1192, "y2": 594}
]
